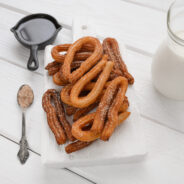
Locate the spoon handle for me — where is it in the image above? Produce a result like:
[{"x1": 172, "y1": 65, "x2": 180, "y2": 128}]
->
[{"x1": 17, "y1": 112, "x2": 29, "y2": 164}]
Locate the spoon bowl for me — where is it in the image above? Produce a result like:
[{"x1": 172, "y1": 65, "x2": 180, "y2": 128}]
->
[{"x1": 17, "y1": 84, "x2": 34, "y2": 109}]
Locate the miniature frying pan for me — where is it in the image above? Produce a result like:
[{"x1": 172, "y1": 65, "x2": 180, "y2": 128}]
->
[{"x1": 11, "y1": 13, "x2": 62, "y2": 71}]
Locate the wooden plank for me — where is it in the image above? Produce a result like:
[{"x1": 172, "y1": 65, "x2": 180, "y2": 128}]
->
[
  {"x1": 0, "y1": 136, "x2": 92, "y2": 184},
  {"x1": 121, "y1": 0, "x2": 173, "y2": 11},
  {"x1": 0, "y1": 0, "x2": 73, "y2": 28},
  {"x1": 0, "y1": 58, "x2": 43, "y2": 153},
  {"x1": 76, "y1": 118, "x2": 184, "y2": 183},
  {"x1": 0, "y1": 7, "x2": 72, "y2": 74},
  {"x1": 0, "y1": 0, "x2": 166, "y2": 54}
]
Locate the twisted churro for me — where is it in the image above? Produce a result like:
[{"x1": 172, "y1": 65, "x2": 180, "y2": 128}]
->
[
  {"x1": 46, "y1": 59, "x2": 92, "y2": 77},
  {"x1": 100, "y1": 77, "x2": 128, "y2": 141},
  {"x1": 51, "y1": 44, "x2": 93, "y2": 63},
  {"x1": 92, "y1": 77, "x2": 128, "y2": 134},
  {"x1": 103, "y1": 38, "x2": 134, "y2": 84},
  {"x1": 73, "y1": 96, "x2": 129, "y2": 121},
  {"x1": 60, "y1": 81, "x2": 105, "y2": 107},
  {"x1": 52, "y1": 93, "x2": 75, "y2": 142},
  {"x1": 72, "y1": 113, "x2": 99, "y2": 141},
  {"x1": 51, "y1": 44, "x2": 70, "y2": 62},
  {"x1": 65, "y1": 140, "x2": 93, "y2": 154},
  {"x1": 52, "y1": 60, "x2": 87, "y2": 86},
  {"x1": 101, "y1": 112, "x2": 130, "y2": 141},
  {"x1": 60, "y1": 36, "x2": 103, "y2": 83},
  {"x1": 71, "y1": 111, "x2": 130, "y2": 142},
  {"x1": 43, "y1": 89, "x2": 75, "y2": 142},
  {"x1": 70, "y1": 56, "x2": 113, "y2": 108},
  {"x1": 42, "y1": 89, "x2": 66, "y2": 144}
]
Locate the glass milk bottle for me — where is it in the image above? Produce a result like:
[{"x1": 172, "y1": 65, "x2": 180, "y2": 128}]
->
[{"x1": 152, "y1": 0, "x2": 184, "y2": 100}]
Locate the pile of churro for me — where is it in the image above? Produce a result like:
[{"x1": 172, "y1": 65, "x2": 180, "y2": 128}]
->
[{"x1": 42, "y1": 36, "x2": 134, "y2": 154}]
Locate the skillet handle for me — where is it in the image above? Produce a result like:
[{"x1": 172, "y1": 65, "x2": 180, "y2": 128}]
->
[{"x1": 27, "y1": 45, "x2": 39, "y2": 71}]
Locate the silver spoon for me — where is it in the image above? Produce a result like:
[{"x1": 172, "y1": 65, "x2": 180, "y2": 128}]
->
[{"x1": 17, "y1": 84, "x2": 34, "y2": 164}]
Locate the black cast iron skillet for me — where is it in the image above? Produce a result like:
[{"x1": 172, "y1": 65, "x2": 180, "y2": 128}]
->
[{"x1": 11, "y1": 13, "x2": 62, "y2": 71}]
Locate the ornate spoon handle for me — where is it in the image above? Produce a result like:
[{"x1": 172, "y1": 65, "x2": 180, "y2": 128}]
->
[{"x1": 17, "y1": 112, "x2": 29, "y2": 164}]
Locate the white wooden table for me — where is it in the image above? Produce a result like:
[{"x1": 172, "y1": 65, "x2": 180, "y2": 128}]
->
[{"x1": 1, "y1": 0, "x2": 184, "y2": 183}]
